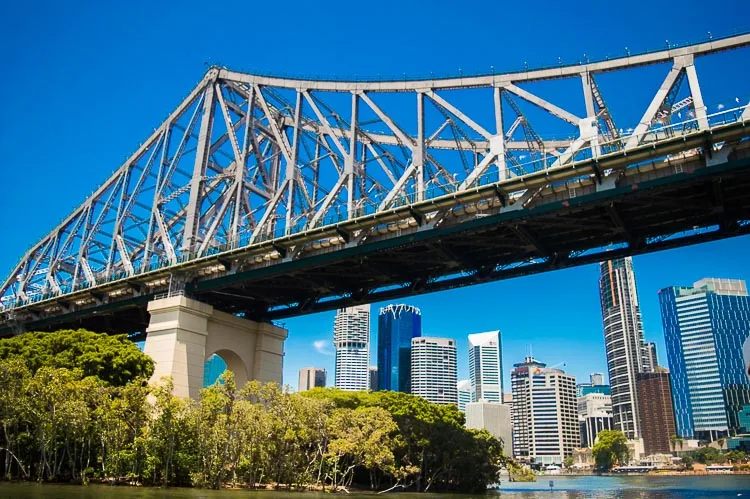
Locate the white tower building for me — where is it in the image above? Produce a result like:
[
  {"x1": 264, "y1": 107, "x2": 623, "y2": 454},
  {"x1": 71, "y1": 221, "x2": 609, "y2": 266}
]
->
[
  {"x1": 599, "y1": 257, "x2": 649, "y2": 440},
  {"x1": 411, "y1": 337, "x2": 458, "y2": 405},
  {"x1": 457, "y1": 379, "x2": 472, "y2": 413},
  {"x1": 468, "y1": 330, "x2": 503, "y2": 403},
  {"x1": 334, "y1": 305, "x2": 371, "y2": 391},
  {"x1": 511, "y1": 357, "x2": 579, "y2": 465}
]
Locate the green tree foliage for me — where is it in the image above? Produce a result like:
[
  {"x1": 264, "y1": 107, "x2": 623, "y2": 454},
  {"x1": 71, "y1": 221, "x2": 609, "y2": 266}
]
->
[
  {"x1": 0, "y1": 343, "x2": 503, "y2": 492},
  {"x1": 681, "y1": 447, "x2": 748, "y2": 466},
  {"x1": 302, "y1": 388, "x2": 502, "y2": 492},
  {"x1": 0, "y1": 329, "x2": 153, "y2": 386},
  {"x1": 592, "y1": 430, "x2": 629, "y2": 471}
]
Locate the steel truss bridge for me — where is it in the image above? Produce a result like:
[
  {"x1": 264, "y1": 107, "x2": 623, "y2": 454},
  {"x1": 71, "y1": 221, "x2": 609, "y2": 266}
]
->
[{"x1": 2, "y1": 34, "x2": 750, "y2": 335}]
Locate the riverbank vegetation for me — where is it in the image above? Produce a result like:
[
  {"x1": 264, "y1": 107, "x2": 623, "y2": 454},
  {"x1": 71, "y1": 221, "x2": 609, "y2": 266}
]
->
[{"x1": 0, "y1": 329, "x2": 505, "y2": 492}]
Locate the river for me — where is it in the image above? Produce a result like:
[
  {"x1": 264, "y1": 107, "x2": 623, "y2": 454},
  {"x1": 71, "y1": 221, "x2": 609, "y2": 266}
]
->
[{"x1": 1, "y1": 476, "x2": 749, "y2": 498}]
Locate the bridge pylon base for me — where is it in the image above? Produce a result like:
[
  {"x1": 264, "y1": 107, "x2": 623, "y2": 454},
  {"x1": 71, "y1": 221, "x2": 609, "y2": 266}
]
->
[{"x1": 144, "y1": 295, "x2": 287, "y2": 398}]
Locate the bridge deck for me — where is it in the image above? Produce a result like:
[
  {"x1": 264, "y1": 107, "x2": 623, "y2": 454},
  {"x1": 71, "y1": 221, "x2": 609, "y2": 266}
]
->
[{"x1": 4, "y1": 123, "x2": 749, "y2": 336}]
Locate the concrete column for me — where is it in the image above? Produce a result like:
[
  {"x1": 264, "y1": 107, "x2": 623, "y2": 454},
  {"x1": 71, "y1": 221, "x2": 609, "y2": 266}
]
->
[
  {"x1": 205, "y1": 309, "x2": 288, "y2": 387},
  {"x1": 252, "y1": 321, "x2": 287, "y2": 384},
  {"x1": 145, "y1": 296, "x2": 212, "y2": 399},
  {"x1": 144, "y1": 295, "x2": 288, "y2": 398}
]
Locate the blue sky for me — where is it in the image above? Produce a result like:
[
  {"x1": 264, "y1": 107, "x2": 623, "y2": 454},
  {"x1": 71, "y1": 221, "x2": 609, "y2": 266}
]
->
[{"x1": 1, "y1": 1, "x2": 749, "y2": 391}]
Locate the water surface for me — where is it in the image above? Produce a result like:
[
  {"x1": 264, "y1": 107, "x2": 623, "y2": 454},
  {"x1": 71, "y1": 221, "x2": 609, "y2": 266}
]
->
[{"x1": 1, "y1": 476, "x2": 749, "y2": 498}]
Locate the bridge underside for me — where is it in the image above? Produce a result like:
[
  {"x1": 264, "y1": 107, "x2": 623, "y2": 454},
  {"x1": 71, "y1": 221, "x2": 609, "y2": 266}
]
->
[{"x1": 8, "y1": 153, "x2": 750, "y2": 337}]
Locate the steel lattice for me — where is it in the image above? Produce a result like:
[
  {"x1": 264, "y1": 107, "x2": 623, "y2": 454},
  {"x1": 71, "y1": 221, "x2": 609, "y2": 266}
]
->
[{"x1": 2, "y1": 33, "x2": 750, "y2": 324}]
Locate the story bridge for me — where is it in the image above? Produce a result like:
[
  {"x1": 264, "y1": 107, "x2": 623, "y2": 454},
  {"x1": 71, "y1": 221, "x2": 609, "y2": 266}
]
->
[{"x1": 2, "y1": 33, "x2": 750, "y2": 343}]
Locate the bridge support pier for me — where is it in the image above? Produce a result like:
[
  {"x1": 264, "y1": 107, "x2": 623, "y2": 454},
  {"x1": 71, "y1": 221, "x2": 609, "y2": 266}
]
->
[{"x1": 144, "y1": 295, "x2": 287, "y2": 399}]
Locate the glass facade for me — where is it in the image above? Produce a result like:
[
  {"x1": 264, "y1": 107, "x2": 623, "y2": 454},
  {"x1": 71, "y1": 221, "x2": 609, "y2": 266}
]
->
[
  {"x1": 577, "y1": 384, "x2": 612, "y2": 397},
  {"x1": 738, "y1": 404, "x2": 750, "y2": 433},
  {"x1": 659, "y1": 278, "x2": 750, "y2": 440},
  {"x1": 204, "y1": 354, "x2": 227, "y2": 386},
  {"x1": 377, "y1": 304, "x2": 421, "y2": 393}
]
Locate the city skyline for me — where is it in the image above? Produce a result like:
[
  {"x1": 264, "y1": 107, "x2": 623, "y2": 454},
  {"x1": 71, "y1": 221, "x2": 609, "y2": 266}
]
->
[
  {"x1": 1, "y1": 2, "x2": 749, "y2": 399},
  {"x1": 282, "y1": 240, "x2": 750, "y2": 393}
]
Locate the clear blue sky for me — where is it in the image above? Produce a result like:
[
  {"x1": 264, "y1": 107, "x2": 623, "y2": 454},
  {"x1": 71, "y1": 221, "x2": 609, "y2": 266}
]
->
[{"x1": 1, "y1": 1, "x2": 749, "y2": 391}]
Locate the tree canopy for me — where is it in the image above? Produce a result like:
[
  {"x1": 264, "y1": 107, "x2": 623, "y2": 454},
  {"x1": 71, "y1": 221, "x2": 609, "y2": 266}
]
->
[
  {"x1": 1, "y1": 353, "x2": 503, "y2": 492},
  {"x1": 0, "y1": 329, "x2": 153, "y2": 385},
  {"x1": 302, "y1": 388, "x2": 501, "y2": 492},
  {"x1": 592, "y1": 430, "x2": 629, "y2": 471}
]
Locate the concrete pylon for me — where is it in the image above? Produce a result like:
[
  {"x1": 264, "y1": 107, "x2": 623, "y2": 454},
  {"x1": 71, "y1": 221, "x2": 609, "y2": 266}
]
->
[{"x1": 144, "y1": 295, "x2": 287, "y2": 398}]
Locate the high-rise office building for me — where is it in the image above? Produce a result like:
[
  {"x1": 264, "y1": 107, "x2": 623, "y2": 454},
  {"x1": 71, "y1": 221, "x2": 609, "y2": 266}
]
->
[
  {"x1": 468, "y1": 331, "x2": 503, "y2": 403},
  {"x1": 599, "y1": 257, "x2": 650, "y2": 439},
  {"x1": 411, "y1": 337, "x2": 458, "y2": 405},
  {"x1": 368, "y1": 366, "x2": 378, "y2": 391},
  {"x1": 203, "y1": 354, "x2": 227, "y2": 387},
  {"x1": 659, "y1": 278, "x2": 750, "y2": 440},
  {"x1": 458, "y1": 379, "x2": 472, "y2": 413},
  {"x1": 578, "y1": 392, "x2": 614, "y2": 448},
  {"x1": 511, "y1": 357, "x2": 579, "y2": 465},
  {"x1": 576, "y1": 373, "x2": 612, "y2": 397},
  {"x1": 299, "y1": 367, "x2": 327, "y2": 391},
  {"x1": 466, "y1": 401, "x2": 513, "y2": 455},
  {"x1": 644, "y1": 342, "x2": 658, "y2": 372},
  {"x1": 334, "y1": 305, "x2": 371, "y2": 391},
  {"x1": 377, "y1": 304, "x2": 421, "y2": 393},
  {"x1": 636, "y1": 368, "x2": 676, "y2": 456}
]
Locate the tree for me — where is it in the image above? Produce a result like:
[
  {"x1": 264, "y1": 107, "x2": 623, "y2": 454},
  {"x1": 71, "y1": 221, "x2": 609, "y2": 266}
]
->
[
  {"x1": 0, "y1": 358, "x2": 31, "y2": 479},
  {"x1": 301, "y1": 388, "x2": 501, "y2": 492},
  {"x1": 592, "y1": 430, "x2": 629, "y2": 471},
  {"x1": 689, "y1": 446, "x2": 721, "y2": 465},
  {"x1": 563, "y1": 456, "x2": 574, "y2": 470},
  {"x1": 325, "y1": 406, "x2": 397, "y2": 490},
  {"x1": 0, "y1": 329, "x2": 153, "y2": 386}
]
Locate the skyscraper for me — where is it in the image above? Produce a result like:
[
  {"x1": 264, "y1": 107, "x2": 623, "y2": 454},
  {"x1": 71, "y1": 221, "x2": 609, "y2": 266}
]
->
[
  {"x1": 468, "y1": 331, "x2": 503, "y2": 403},
  {"x1": 511, "y1": 357, "x2": 579, "y2": 465},
  {"x1": 203, "y1": 354, "x2": 227, "y2": 387},
  {"x1": 659, "y1": 278, "x2": 750, "y2": 440},
  {"x1": 599, "y1": 257, "x2": 649, "y2": 439},
  {"x1": 377, "y1": 304, "x2": 421, "y2": 392},
  {"x1": 636, "y1": 368, "x2": 676, "y2": 456},
  {"x1": 299, "y1": 367, "x2": 327, "y2": 391},
  {"x1": 457, "y1": 380, "x2": 472, "y2": 413},
  {"x1": 334, "y1": 305, "x2": 371, "y2": 391},
  {"x1": 368, "y1": 366, "x2": 378, "y2": 391},
  {"x1": 644, "y1": 342, "x2": 659, "y2": 372},
  {"x1": 411, "y1": 337, "x2": 458, "y2": 405}
]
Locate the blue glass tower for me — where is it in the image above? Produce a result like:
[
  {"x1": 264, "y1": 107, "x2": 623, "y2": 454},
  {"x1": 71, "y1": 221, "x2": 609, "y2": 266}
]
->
[
  {"x1": 659, "y1": 278, "x2": 750, "y2": 440},
  {"x1": 377, "y1": 304, "x2": 421, "y2": 393},
  {"x1": 203, "y1": 354, "x2": 227, "y2": 387}
]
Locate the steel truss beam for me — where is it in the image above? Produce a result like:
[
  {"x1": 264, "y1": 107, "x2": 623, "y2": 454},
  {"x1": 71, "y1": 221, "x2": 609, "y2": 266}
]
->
[{"x1": 2, "y1": 33, "x2": 749, "y2": 315}]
